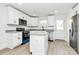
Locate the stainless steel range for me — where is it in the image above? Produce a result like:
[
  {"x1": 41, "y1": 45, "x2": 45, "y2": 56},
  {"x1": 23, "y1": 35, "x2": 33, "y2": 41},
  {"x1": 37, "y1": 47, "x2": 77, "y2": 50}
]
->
[{"x1": 16, "y1": 28, "x2": 29, "y2": 44}]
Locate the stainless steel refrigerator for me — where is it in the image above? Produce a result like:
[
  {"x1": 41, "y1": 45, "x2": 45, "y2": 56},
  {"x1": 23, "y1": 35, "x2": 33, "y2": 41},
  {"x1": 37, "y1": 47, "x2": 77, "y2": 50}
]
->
[{"x1": 70, "y1": 14, "x2": 79, "y2": 53}]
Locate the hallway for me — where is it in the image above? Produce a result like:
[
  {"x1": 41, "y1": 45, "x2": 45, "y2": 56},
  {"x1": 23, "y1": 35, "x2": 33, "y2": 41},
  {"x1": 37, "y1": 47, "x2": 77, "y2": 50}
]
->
[{"x1": 0, "y1": 40, "x2": 78, "y2": 55}]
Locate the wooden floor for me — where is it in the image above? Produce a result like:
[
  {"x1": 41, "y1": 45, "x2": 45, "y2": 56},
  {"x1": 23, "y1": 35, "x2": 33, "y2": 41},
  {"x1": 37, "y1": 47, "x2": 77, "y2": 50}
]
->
[
  {"x1": 0, "y1": 40, "x2": 78, "y2": 55},
  {"x1": 48, "y1": 40, "x2": 77, "y2": 55}
]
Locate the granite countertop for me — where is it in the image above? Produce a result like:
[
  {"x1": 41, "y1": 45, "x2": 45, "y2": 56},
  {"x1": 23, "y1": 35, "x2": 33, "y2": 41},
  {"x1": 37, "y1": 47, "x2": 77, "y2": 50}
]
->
[
  {"x1": 30, "y1": 31, "x2": 48, "y2": 35},
  {"x1": 29, "y1": 29, "x2": 54, "y2": 32},
  {"x1": 5, "y1": 30, "x2": 23, "y2": 33}
]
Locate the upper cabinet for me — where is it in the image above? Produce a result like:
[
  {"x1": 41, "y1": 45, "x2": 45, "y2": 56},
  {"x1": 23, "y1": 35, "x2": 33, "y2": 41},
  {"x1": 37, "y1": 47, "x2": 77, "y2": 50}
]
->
[
  {"x1": 7, "y1": 6, "x2": 19, "y2": 25},
  {"x1": 48, "y1": 16, "x2": 55, "y2": 26},
  {"x1": 73, "y1": 4, "x2": 79, "y2": 14},
  {"x1": 7, "y1": 6, "x2": 28, "y2": 25},
  {"x1": 27, "y1": 17, "x2": 38, "y2": 26},
  {"x1": 19, "y1": 12, "x2": 27, "y2": 20}
]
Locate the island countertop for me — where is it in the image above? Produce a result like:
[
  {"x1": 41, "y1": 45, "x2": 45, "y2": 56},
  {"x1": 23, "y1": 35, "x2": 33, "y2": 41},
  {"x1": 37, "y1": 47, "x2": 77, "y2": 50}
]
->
[{"x1": 30, "y1": 31, "x2": 48, "y2": 36}]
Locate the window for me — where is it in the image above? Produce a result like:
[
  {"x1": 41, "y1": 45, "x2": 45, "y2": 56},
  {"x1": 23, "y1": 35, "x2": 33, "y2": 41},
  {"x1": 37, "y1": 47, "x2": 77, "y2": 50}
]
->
[{"x1": 56, "y1": 20, "x2": 64, "y2": 30}]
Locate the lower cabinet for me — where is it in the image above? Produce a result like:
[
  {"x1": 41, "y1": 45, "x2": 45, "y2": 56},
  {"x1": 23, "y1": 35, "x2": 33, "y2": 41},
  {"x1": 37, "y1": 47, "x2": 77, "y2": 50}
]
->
[
  {"x1": 7, "y1": 32, "x2": 22, "y2": 49},
  {"x1": 30, "y1": 31, "x2": 48, "y2": 55}
]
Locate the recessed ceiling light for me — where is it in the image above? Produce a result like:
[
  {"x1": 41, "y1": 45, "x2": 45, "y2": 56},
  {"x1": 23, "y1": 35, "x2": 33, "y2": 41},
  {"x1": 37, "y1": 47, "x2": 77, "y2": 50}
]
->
[
  {"x1": 54, "y1": 10, "x2": 58, "y2": 13},
  {"x1": 18, "y1": 3, "x2": 22, "y2": 5},
  {"x1": 32, "y1": 13, "x2": 37, "y2": 16}
]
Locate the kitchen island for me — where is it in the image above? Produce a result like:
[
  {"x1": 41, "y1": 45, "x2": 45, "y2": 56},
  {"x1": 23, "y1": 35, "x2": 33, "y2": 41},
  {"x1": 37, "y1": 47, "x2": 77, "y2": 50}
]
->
[
  {"x1": 30, "y1": 31, "x2": 48, "y2": 55},
  {"x1": 29, "y1": 28, "x2": 54, "y2": 41}
]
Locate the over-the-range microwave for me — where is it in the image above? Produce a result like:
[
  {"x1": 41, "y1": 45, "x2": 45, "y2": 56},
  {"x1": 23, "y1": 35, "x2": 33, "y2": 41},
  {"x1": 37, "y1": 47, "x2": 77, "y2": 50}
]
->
[{"x1": 19, "y1": 18, "x2": 27, "y2": 26}]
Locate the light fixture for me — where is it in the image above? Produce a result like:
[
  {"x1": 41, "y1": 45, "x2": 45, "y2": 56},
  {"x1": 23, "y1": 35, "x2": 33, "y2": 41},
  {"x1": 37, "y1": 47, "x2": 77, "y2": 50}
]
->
[
  {"x1": 18, "y1": 3, "x2": 22, "y2": 5},
  {"x1": 70, "y1": 19, "x2": 73, "y2": 23},
  {"x1": 54, "y1": 10, "x2": 58, "y2": 13},
  {"x1": 32, "y1": 13, "x2": 37, "y2": 16}
]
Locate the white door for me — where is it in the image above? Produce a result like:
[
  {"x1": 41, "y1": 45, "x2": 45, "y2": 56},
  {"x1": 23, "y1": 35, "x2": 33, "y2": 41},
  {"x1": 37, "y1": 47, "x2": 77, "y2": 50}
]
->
[{"x1": 53, "y1": 20, "x2": 65, "y2": 40}]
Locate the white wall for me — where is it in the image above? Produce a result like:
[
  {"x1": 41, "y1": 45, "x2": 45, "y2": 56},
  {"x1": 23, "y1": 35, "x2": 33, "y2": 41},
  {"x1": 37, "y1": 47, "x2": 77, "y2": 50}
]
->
[{"x1": 0, "y1": 4, "x2": 8, "y2": 50}]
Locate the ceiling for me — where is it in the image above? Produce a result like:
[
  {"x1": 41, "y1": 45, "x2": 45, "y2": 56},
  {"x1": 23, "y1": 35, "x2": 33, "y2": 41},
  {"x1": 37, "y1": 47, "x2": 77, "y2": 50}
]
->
[{"x1": 6, "y1": 3, "x2": 76, "y2": 16}]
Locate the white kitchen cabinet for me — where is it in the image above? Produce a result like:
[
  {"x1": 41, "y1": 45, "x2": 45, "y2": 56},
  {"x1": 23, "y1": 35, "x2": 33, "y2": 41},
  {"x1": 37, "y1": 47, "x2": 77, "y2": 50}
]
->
[
  {"x1": 7, "y1": 6, "x2": 28, "y2": 25},
  {"x1": 27, "y1": 17, "x2": 38, "y2": 26},
  {"x1": 30, "y1": 31, "x2": 48, "y2": 55},
  {"x1": 23, "y1": 14, "x2": 27, "y2": 20},
  {"x1": 19, "y1": 12, "x2": 27, "y2": 20},
  {"x1": 7, "y1": 6, "x2": 19, "y2": 25},
  {"x1": 73, "y1": 4, "x2": 79, "y2": 14},
  {"x1": 7, "y1": 32, "x2": 22, "y2": 49},
  {"x1": 48, "y1": 16, "x2": 55, "y2": 26},
  {"x1": 27, "y1": 16, "x2": 31, "y2": 26}
]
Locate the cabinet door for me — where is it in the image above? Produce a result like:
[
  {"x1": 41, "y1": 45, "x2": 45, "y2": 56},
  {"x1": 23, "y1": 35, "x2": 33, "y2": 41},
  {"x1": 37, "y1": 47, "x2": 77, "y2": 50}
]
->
[
  {"x1": 7, "y1": 33, "x2": 18, "y2": 49},
  {"x1": 13, "y1": 33, "x2": 22, "y2": 46},
  {"x1": 48, "y1": 16, "x2": 55, "y2": 26},
  {"x1": 30, "y1": 35, "x2": 48, "y2": 54},
  {"x1": 12, "y1": 34, "x2": 19, "y2": 47},
  {"x1": 7, "y1": 6, "x2": 29, "y2": 25},
  {"x1": 20, "y1": 13, "x2": 24, "y2": 19},
  {"x1": 7, "y1": 34, "x2": 13, "y2": 48},
  {"x1": 73, "y1": 4, "x2": 79, "y2": 14},
  {"x1": 7, "y1": 33, "x2": 22, "y2": 49},
  {"x1": 8, "y1": 7, "x2": 16, "y2": 24},
  {"x1": 17, "y1": 32, "x2": 22, "y2": 45},
  {"x1": 19, "y1": 12, "x2": 27, "y2": 20},
  {"x1": 13, "y1": 9, "x2": 19, "y2": 25},
  {"x1": 23, "y1": 14, "x2": 27, "y2": 20},
  {"x1": 28, "y1": 17, "x2": 38, "y2": 26},
  {"x1": 8, "y1": 7, "x2": 19, "y2": 25},
  {"x1": 27, "y1": 16, "x2": 31, "y2": 26}
]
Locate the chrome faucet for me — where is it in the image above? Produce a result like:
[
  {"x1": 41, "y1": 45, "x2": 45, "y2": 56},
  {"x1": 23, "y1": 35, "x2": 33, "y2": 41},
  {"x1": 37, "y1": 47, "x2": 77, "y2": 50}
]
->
[{"x1": 42, "y1": 26, "x2": 44, "y2": 31}]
